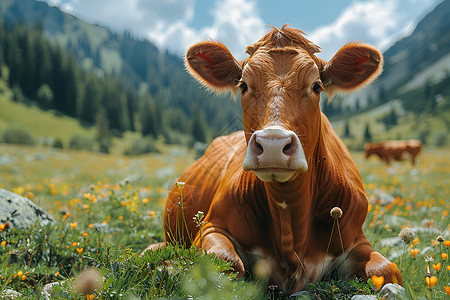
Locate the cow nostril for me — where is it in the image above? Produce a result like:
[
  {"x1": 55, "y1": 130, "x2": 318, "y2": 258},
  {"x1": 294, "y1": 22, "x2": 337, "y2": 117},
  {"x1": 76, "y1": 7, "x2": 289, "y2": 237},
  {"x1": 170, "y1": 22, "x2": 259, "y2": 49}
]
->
[
  {"x1": 254, "y1": 141, "x2": 264, "y2": 155},
  {"x1": 283, "y1": 140, "x2": 297, "y2": 156}
]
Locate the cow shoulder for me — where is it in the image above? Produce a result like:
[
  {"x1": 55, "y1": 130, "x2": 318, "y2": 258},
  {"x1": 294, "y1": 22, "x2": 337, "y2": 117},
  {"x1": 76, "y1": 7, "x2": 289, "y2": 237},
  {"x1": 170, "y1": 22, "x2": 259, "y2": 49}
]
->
[{"x1": 315, "y1": 115, "x2": 367, "y2": 224}]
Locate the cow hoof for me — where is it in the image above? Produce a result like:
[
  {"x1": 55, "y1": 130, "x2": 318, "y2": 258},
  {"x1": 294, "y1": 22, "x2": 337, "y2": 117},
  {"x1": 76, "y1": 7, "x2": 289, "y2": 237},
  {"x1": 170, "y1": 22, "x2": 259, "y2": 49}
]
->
[{"x1": 141, "y1": 242, "x2": 166, "y2": 255}]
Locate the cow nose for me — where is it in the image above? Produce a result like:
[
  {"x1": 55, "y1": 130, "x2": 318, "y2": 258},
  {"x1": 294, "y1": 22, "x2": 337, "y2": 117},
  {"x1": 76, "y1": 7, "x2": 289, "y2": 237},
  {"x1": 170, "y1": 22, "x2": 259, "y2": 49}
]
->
[
  {"x1": 243, "y1": 126, "x2": 308, "y2": 181},
  {"x1": 253, "y1": 134, "x2": 297, "y2": 160}
]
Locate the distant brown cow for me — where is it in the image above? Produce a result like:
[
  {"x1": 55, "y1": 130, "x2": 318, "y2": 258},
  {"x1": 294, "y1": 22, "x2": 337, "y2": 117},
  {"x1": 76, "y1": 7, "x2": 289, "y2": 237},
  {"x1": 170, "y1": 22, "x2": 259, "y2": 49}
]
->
[
  {"x1": 146, "y1": 25, "x2": 402, "y2": 293},
  {"x1": 364, "y1": 140, "x2": 422, "y2": 165}
]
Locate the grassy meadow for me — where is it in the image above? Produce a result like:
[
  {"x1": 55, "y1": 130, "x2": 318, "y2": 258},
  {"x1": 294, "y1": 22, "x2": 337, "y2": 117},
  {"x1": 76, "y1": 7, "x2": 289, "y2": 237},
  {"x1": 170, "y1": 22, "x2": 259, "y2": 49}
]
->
[{"x1": 0, "y1": 142, "x2": 449, "y2": 299}]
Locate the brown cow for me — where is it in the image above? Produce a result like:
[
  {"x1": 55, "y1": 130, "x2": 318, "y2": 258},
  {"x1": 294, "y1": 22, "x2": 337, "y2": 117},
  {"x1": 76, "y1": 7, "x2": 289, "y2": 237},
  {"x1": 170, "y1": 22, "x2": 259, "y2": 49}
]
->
[
  {"x1": 146, "y1": 26, "x2": 402, "y2": 293},
  {"x1": 364, "y1": 140, "x2": 422, "y2": 165}
]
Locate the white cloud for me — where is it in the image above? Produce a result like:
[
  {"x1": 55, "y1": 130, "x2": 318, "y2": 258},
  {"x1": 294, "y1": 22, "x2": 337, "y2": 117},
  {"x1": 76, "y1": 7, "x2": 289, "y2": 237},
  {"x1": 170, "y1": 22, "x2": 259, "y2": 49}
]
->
[
  {"x1": 309, "y1": 0, "x2": 399, "y2": 60},
  {"x1": 309, "y1": 0, "x2": 440, "y2": 61},
  {"x1": 54, "y1": 0, "x2": 265, "y2": 60},
  {"x1": 147, "y1": 0, "x2": 266, "y2": 60},
  {"x1": 204, "y1": 0, "x2": 266, "y2": 57},
  {"x1": 44, "y1": 0, "x2": 440, "y2": 61}
]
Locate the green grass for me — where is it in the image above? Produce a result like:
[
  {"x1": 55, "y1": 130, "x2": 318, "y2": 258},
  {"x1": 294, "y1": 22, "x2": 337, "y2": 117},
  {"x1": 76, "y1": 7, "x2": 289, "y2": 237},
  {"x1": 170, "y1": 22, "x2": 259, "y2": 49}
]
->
[
  {"x1": 331, "y1": 97, "x2": 450, "y2": 150},
  {"x1": 0, "y1": 144, "x2": 449, "y2": 299},
  {"x1": 0, "y1": 80, "x2": 95, "y2": 147},
  {"x1": 0, "y1": 81, "x2": 166, "y2": 155}
]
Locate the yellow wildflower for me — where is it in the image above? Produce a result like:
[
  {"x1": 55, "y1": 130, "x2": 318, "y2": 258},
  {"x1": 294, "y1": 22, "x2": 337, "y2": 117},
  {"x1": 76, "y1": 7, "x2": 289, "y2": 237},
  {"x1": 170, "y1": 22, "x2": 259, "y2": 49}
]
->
[
  {"x1": 432, "y1": 263, "x2": 441, "y2": 272},
  {"x1": 426, "y1": 276, "x2": 437, "y2": 289},
  {"x1": 371, "y1": 275, "x2": 384, "y2": 290}
]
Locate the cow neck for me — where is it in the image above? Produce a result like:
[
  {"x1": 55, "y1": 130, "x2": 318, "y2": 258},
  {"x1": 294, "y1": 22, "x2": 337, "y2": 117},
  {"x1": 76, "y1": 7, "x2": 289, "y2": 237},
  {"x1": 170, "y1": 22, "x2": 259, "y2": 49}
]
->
[{"x1": 263, "y1": 173, "x2": 314, "y2": 277}]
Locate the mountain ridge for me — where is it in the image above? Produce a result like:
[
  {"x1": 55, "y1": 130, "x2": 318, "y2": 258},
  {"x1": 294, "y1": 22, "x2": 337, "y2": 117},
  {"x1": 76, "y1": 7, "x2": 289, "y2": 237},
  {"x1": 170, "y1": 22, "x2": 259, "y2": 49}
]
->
[{"x1": 1, "y1": 0, "x2": 449, "y2": 148}]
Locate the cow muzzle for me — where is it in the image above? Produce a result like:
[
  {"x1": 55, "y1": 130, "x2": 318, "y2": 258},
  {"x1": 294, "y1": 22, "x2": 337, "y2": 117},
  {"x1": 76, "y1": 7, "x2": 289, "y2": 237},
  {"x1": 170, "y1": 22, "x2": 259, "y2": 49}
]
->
[{"x1": 243, "y1": 126, "x2": 308, "y2": 182}]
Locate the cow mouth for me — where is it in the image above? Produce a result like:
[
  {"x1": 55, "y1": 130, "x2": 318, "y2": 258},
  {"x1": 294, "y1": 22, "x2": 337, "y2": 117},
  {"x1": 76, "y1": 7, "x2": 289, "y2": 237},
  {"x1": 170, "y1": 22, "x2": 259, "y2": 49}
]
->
[{"x1": 252, "y1": 168, "x2": 298, "y2": 183}]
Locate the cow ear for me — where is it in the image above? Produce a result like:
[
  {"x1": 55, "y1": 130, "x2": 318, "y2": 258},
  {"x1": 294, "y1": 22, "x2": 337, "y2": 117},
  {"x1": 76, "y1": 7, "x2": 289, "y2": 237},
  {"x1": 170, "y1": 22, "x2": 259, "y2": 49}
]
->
[
  {"x1": 321, "y1": 43, "x2": 382, "y2": 99},
  {"x1": 186, "y1": 41, "x2": 242, "y2": 94}
]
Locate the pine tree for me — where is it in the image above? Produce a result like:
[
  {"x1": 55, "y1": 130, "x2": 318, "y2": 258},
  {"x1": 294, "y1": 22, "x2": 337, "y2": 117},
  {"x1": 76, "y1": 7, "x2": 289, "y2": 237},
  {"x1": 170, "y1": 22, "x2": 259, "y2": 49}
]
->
[
  {"x1": 139, "y1": 96, "x2": 158, "y2": 137},
  {"x1": 191, "y1": 106, "x2": 208, "y2": 143},
  {"x1": 364, "y1": 123, "x2": 372, "y2": 142},
  {"x1": 78, "y1": 74, "x2": 101, "y2": 124},
  {"x1": 96, "y1": 108, "x2": 111, "y2": 153},
  {"x1": 36, "y1": 84, "x2": 53, "y2": 107},
  {"x1": 389, "y1": 108, "x2": 398, "y2": 126},
  {"x1": 343, "y1": 121, "x2": 351, "y2": 138}
]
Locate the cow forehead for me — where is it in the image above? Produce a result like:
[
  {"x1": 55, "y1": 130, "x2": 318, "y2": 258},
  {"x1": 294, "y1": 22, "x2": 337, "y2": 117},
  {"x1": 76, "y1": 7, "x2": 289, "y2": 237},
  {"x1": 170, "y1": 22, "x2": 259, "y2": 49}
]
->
[{"x1": 242, "y1": 47, "x2": 319, "y2": 87}]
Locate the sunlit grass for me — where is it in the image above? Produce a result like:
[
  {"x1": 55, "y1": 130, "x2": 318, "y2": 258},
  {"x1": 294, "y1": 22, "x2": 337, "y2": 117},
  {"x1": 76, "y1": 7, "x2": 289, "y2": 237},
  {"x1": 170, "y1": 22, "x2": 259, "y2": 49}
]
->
[{"x1": 0, "y1": 143, "x2": 449, "y2": 298}]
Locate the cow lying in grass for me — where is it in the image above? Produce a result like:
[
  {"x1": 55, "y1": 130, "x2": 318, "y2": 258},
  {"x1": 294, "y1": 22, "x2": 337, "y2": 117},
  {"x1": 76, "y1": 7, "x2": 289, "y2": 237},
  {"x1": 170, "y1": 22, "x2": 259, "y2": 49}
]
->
[{"x1": 146, "y1": 25, "x2": 402, "y2": 293}]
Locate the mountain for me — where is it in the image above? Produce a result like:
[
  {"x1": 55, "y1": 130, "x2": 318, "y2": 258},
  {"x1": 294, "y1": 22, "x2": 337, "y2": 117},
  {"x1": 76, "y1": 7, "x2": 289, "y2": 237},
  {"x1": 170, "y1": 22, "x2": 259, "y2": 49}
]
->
[
  {"x1": 1, "y1": 0, "x2": 448, "y2": 149},
  {"x1": 0, "y1": 0, "x2": 242, "y2": 142},
  {"x1": 326, "y1": 0, "x2": 450, "y2": 148},
  {"x1": 379, "y1": 0, "x2": 450, "y2": 93}
]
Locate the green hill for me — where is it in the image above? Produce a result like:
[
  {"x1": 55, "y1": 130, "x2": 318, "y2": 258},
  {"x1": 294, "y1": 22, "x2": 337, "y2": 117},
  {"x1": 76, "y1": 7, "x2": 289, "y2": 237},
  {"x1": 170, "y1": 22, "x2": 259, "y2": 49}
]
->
[
  {"x1": 0, "y1": 78, "x2": 94, "y2": 145},
  {"x1": 0, "y1": 0, "x2": 242, "y2": 143}
]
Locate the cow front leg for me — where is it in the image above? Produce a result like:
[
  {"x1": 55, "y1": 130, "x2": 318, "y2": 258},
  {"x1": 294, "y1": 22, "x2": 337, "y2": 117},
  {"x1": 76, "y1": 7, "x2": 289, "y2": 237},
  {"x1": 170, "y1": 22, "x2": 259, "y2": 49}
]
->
[
  {"x1": 194, "y1": 229, "x2": 245, "y2": 276},
  {"x1": 346, "y1": 241, "x2": 402, "y2": 286}
]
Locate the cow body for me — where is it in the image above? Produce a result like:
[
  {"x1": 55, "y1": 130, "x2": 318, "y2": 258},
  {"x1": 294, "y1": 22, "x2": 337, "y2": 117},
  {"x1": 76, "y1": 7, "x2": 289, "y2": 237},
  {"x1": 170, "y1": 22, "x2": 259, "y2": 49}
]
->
[
  {"x1": 365, "y1": 140, "x2": 422, "y2": 165},
  {"x1": 147, "y1": 26, "x2": 402, "y2": 293}
]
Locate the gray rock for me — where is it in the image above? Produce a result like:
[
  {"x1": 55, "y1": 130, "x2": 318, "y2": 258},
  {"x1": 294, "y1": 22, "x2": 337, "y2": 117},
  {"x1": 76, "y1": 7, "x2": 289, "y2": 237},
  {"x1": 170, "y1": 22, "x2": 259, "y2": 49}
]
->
[
  {"x1": 0, "y1": 154, "x2": 18, "y2": 166},
  {"x1": 380, "y1": 283, "x2": 407, "y2": 300},
  {"x1": 290, "y1": 290, "x2": 313, "y2": 299},
  {"x1": 1, "y1": 289, "x2": 21, "y2": 299},
  {"x1": 0, "y1": 188, "x2": 55, "y2": 228},
  {"x1": 41, "y1": 282, "x2": 63, "y2": 300},
  {"x1": 350, "y1": 296, "x2": 377, "y2": 300}
]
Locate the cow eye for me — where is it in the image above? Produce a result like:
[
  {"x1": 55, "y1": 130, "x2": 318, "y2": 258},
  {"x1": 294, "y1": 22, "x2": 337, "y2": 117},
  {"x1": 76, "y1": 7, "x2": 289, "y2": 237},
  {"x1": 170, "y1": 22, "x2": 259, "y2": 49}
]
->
[
  {"x1": 239, "y1": 82, "x2": 248, "y2": 94},
  {"x1": 312, "y1": 83, "x2": 322, "y2": 94}
]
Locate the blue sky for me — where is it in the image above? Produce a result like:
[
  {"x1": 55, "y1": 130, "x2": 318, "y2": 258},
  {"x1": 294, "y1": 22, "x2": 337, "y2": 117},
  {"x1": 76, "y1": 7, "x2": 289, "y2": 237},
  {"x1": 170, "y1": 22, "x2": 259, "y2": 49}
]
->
[{"x1": 45, "y1": 0, "x2": 442, "y2": 60}]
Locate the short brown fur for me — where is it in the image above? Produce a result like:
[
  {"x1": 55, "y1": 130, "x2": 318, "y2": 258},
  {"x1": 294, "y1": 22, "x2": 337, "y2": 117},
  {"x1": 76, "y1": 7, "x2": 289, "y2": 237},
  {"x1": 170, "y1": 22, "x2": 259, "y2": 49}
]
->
[
  {"x1": 147, "y1": 26, "x2": 401, "y2": 293},
  {"x1": 365, "y1": 139, "x2": 422, "y2": 165}
]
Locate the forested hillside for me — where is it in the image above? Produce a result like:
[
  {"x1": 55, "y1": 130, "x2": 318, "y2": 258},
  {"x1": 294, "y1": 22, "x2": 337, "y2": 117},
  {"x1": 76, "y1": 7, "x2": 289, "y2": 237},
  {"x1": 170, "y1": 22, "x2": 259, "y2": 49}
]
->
[
  {"x1": 0, "y1": 0, "x2": 242, "y2": 149},
  {"x1": 1, "y1": 0, "x2": 449, "y2": 152}
]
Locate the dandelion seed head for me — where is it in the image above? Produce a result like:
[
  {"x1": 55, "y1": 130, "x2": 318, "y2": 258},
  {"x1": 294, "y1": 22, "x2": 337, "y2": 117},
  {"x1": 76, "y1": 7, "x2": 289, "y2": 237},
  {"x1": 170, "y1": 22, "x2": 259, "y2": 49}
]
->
[
  {"x1": 398, "y1": 227, "x2": 415, "y2": 244},
  {"x1": 330, "y1": 207, "x2": 343, "y2": 219},
  {"x1": 74, "y1": 267, "x2": 102, "y2": 295}
]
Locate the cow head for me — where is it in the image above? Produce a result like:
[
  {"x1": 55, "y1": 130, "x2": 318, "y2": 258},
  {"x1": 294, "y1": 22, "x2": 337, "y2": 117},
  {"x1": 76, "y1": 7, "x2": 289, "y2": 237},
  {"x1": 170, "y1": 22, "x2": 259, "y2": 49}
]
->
[{"x1": 186, "y1": 26, "x2": 382, "y2": 182}]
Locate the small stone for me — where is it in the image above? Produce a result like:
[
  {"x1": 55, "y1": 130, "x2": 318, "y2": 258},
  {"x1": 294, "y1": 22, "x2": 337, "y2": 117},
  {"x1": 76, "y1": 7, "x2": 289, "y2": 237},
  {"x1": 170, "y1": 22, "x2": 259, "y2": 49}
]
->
[
  {"x1": 380, "y1": 283, "x2": 407, "y2": 300},
  {"x1": 290, "y1": 290, "x2": 312, "y2": 298},
  {"x1": 350, "y1": 295, "x2": 377, "y2": 300},
  {"x1": 1, "y1": 289, "x2": 22, "y2": 299},
  {"x1": 41, "y1": 282, "x2": 63, "y2": 300}
]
